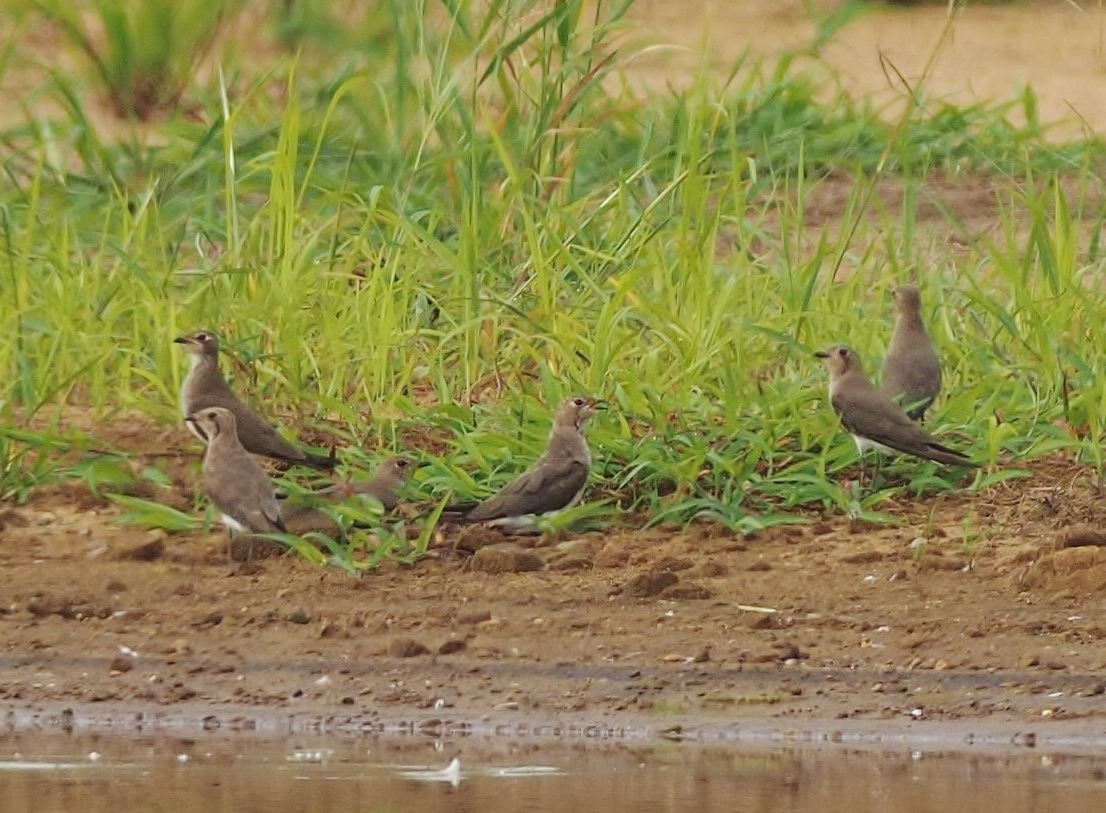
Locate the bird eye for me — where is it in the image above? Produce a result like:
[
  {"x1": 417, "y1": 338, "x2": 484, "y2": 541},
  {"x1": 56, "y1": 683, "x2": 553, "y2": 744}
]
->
[
  {"x1": 396, "y1": 459, "x2": 409, "y2": 469},
  {"x1": 837, "y1": 348, "x2": 847, "y2": 357},
  {"x1": 196, "y1": 332, "x2": 209, "y2": 341},
  {"x1": 573, "y1": 397, "x2": 586, "y2": 407}
]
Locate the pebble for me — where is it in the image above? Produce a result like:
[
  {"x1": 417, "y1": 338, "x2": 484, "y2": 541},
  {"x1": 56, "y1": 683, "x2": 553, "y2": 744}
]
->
[
  {"x1": 116, "y1": 534, "x2": 166, "y2": 561},
  {"x1": 660, "y1": 582, "x2": 713, "y2": 600},
  {"x1": 470, "y1": 544, "x2": 544, "y2": 574},
  {"x1": 594, "y1": 545, "x2": 630, "y2": 568},
  {"x1": 689, "y1": 561, "x2": 728, "y2": 578},
  {"x1": 286, "y1": 608, "x2": 311, "y2": 625},
  {"x1": 547, "y1": 554, "x2": 593, "y2": 571},
  {"x1": 456, "y1": 610, "x2": 492, "y2": 625},
  {"x1": 388, "y1": 637, "x2": 431, "y2": 657},
  {"x1": 108, "y1": 655, "x2": 134, "y2": 675},
  {"x1": 622, "y1": 571, "x2": 678, "y2": 598}
]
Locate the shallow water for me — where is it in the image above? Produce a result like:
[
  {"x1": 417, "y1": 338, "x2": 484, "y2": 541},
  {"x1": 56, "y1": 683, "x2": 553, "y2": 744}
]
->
[{"x1": 3, "y1": 729, "x2": 1106, "y2": 813}]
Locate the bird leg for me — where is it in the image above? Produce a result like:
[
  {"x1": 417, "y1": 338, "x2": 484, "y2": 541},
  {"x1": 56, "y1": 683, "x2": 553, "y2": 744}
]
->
[{"x1": 856, "y1": 448, "x2": 869, "y2": 493}]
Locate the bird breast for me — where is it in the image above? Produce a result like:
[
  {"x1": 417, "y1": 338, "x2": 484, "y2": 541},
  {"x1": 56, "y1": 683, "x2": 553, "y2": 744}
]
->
[
  {"x1": 551, "y1": 427, "x2": 590, "y2": 465},
  {"x1": 180, "y1": 354, "x2": 207, "y2": 415}
]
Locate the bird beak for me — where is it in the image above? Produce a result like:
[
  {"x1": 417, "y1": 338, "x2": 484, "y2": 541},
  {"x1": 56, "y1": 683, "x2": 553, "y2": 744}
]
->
[
  {"x1": 813, "y1": 350, "x2": 830, "y2": 359},
  {"x1": 173, "y1": 335, "x2": 193, "y2": 346},
  {"x1": 184, "y1": 416, "x2": 208, "y2": 441}
]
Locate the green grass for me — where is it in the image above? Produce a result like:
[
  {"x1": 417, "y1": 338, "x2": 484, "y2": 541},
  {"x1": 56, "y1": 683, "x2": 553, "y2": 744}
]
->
[{"x1": 1, "y1": 0, "x2": 1104, "y2": 563}]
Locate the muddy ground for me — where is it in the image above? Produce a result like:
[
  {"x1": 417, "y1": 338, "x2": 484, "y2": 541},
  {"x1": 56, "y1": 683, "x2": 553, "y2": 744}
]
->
[
  {"x1": 5, "y1": 2, "x2": 1106, "y2": 744},
  {"x1": 4, "y1": 411, "x2": 1106, "y2": 744}
]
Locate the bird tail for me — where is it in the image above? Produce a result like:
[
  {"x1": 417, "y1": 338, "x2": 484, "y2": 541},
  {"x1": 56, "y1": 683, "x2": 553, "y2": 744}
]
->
[
  {"x1": 922, "y1": 443, "x2": 977, "y2": 467},
  {"x1": 436, "y1": 502, "x2": 479, "y2": 523},
  {"x1": 302, "y1": 446, "x2": 339, "y2": 470}
]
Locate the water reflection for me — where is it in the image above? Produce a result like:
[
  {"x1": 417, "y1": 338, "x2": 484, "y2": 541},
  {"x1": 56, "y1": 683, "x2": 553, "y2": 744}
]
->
[{"x1": 2, "y1": 730, "x2": 1105, "y2": 813}]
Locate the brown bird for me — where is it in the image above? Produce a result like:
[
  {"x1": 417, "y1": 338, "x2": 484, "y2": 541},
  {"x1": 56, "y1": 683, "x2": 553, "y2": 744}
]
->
[
  {"x1": 458, "y1": 395, "x2": 600, "y2": 526},
  {"x1": 277, "y1": 457, "x2": 418, "y2": 539},
  {"x1": 815, "y1": 345, "x2": 975, "y2": 483},
  {"x1": 881, "y1": 284, "x2": 942, "y2": 421},
  {"x1": 320, "y1": 455, "x2": 417, "y2": 510},
  {"x1": 187, "y1": 407, "x2": 287, "y2": 536},
  {"x1": 175, "y1": 331, "x2": 335, "y2": 469}
]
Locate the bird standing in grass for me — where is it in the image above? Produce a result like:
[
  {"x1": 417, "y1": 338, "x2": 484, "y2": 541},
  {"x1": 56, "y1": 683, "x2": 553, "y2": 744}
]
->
[
  {"x1": 457, "y1": 395, "x2": 601, "y2": 527},
  {"x1": 881, "y1": 284, "x2": 942, "y2": 422},
  {"x1": 187, "y1": 406, "x2": 287, "y2": 536},
  {"x1": 175, "y1": 331, "x2": 336, "y2": 469},
  {"x1": 816, "y1": 345, "x2": 974, "y2": 487}
]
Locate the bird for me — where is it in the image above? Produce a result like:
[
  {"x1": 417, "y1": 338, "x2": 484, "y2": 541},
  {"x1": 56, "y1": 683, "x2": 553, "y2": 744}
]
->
[
  {"x1": 815, "y1": 345, "x2": 975, "y2": 485},
  {"x1": 881, "y1": 284, "x2": 941, "y2": 421},
  {"x1": 187, "y1": 406, "x2": 287, "y2": 537},
  {"x1": 276, "y1": 457, "x2": 418, "y2": 539},
  {"x1": 320, "y1": 455, "x2": 417, "y2": 510},
  {"x1": 174, "y1": 331, "x2": 335, "y2": 469},
  {"x1": 453, "y1": 395, "x2": 600, "y2": 527}
]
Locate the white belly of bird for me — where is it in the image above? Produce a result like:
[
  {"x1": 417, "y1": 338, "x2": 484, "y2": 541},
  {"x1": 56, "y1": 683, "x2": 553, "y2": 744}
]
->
[
  {"x1": 220, "y1": 513, "x2": 247, "y2": 533},
  {"x1": 852, "y1": 434, "x2": 896, "y2": 456},
  {"x1": 484, "y1": 482, "x2": 585, "y2": 532}
]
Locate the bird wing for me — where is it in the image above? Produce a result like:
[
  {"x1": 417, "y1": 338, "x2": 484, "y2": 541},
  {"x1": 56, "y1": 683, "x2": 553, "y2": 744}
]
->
[
  {"x1": 881, "y1": 346, "x2": 941, "y2": 416},
  {"x1": 834, "y1": 389, "x2": 973, "y2": 466},
  {"x1": 186, "y1": 375, "x2": 313, "y2": 465},
  {"x1": 233, "y1": 407, "x2": 307, "y2": 461},
  {"x1": 258, "y1": 489, "x2": 287, "y2": 532},
  {"x1": 206, "y1": 447, "x2": 288, "y2": 532},
  {"x1": 465, "y1": 456, "x2": 589, "y2": 521},
  {"x1": 189, "y1": 366, "x2": 337, "y2": 466},
  {"x1": 349, "y1": 478, "x2": 398, "y2": 510}
]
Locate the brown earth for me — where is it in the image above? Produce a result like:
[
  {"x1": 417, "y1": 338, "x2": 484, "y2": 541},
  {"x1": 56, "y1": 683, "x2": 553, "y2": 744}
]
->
[
  {"x1": 6, "y1": 2, "x2": 1106, "y2": 746},
  {"x1": 627, "y1": 0, "x2": 1106, "y2": 140},
  {"x1": 4, "y1": 409, "x2": 1106, "y2": 744}
]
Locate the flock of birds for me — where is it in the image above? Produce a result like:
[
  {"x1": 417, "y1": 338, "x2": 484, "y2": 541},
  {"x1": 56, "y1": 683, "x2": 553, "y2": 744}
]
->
[
  {"x1": 173, "y1": 283, "x2": 975, "y2": 552},
  {"x1": 175, "y1": 331, "x2": 601, "y2": 544}
]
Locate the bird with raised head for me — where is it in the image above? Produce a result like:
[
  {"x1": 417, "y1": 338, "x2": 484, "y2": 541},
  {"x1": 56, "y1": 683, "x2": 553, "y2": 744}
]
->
[
  {"x1": 815, "y1": 345, "x2": 974, "y2": 485},
  {"x1": 881, "y1": 284, "x2": 942, "y2": 421},
  {"x1": 187, "y1": 406, "x2": 287, "y2": 536},
  {"x1": 174, "y1": 331, "x2": 335, "y2": 469}
]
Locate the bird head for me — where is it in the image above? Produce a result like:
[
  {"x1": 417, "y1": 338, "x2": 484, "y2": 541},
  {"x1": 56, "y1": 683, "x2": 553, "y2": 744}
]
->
[
  {"x1": 557, "y1": 395, "x2": 601, "y2": 430},
  {"x1": 173, "y1": 331, "x2": 220, "y2": 358},
  {"x1": 186, "y1": 406, "x2": 236, "y2": 442},
  {"x1": 892, "y1": 284, "x2": 922, "y2": 315},
  {"x1": 814, "y1": 345, "x2": 863, "y2": 379},
  {"x1": 381, "y1": 455, "x2": 418, "y2": 483}
]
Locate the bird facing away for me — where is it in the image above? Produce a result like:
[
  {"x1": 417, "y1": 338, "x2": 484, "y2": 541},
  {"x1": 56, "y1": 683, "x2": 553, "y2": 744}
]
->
[
  {"x1": 187, "y1": 407, "x2": 287, "y2": 535},
  {"x1": 321, "y1": 455, "x2": 417, "y2": 511},
  {"x1": 461, "y1": 395, "x2": 600, "y2": 525},
  {"x1": 815, "y1": 345, "x2": 975, "y2": 474},
  {"x1": 174, "y1": 331, "x2": 335, "y2": 469},
  {"x1": 881, "y1": 284, "x2": 942, "y2": 421}
]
